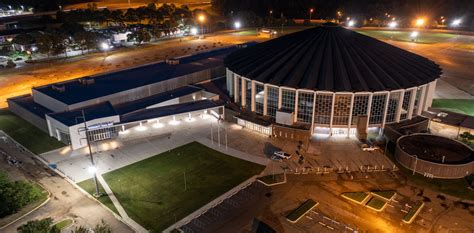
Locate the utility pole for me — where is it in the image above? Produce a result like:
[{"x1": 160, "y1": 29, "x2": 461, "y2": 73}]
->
[{"x1": 82, "y1": 110, "x2": 100, "y2": 197}]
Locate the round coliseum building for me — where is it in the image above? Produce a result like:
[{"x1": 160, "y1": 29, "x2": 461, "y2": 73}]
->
[
  {"x1": 396, "y1": 134, "x2": 473, "y2": 178},
  {"x1": 224, "y1": 24, "x2": 441, "y2": 137}
]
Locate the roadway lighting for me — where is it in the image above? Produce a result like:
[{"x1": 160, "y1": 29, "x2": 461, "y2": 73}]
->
[
  {"x1": 388, "y1": 21, "x2": 398, "y2": 28},
  {"x1": 88, "y1": 166, "x2": 97, "y2": 174},
  {"x1": 410, "y1": 31, "x2": 419, "y2": 42},
  {"x1": 451, "y1": 19, "x2": 461, "y2": 27},
  {"x1": 190, "y1": 27, "x2": 198, "y2": 35},
  {"x1": 415, "y1": 18, "x2": 425, "y2": 27},
  {"x1": 100, "y1": 42, "x2": 110, "y2": 50},
  {"x1": 347, "y1": 20, "x2": 355, "y2": 27},
  {"x1": 234, "y1": 21, "x2": 241, "y2": 29},
  {"x1": 198, "y1": 15, "x2": 205, "y2": 23}
]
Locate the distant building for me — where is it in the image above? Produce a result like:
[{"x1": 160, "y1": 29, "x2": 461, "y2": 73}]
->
[{"x1": 422, "y1": 108, "x2": 474, "y2": 139}]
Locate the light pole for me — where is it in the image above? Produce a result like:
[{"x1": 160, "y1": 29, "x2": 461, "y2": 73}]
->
[
  {"x1": 82, "y1": 110, "x2": 100, "y2": 197},
  {"x1": 412, "y1": 155, "x2": 418, "y2": 176},
  {"x1": 309, "y1": 8, "x2": 314, "y2": 23},
  {"x1": 198, "y1": 15, "x2": 205, "y2": 36}
]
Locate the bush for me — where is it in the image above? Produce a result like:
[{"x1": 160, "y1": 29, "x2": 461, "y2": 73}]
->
[
  {"x1": 0, "y1": 172, "x2": 44, "y2": 218},
  {"x1": 17, "y1": 218, "x2": 59, "y2": 233}
]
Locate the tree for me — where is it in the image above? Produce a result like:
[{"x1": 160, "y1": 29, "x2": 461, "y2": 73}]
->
[
  {"x1": 128, "y1": 29, "x2": 151, "y2": 44},
  {"x1": 35, "y1": 33, "x2": 54, "y2": 57},
  {"x1": 51, "y1": 34, "x2": 69, "y2": 57},
  {"x1": 13, "y1": 33, "x2": 34, "y2": 46},
  {"x1": 17, "y1": 218, "x2": 59, "y2": 233},
  {"x1": 74, "y1": 31, "x2": 99, "y2": 55},
  {"x1": 459, "y1": 131, "x2": 474, "y2": 144},
  {"x1": 73, "y1": 220, "x2": 112, "y2": 233}
]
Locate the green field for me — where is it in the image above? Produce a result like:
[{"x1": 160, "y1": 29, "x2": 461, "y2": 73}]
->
[
  {"x1": 432, "y1": 99, "x2": 474, "y2": 116},
  {"x1": 77, "y1": 179, "x2": 118, "y2": 215},
  {"x1": 0, "y1": 109, "x2": 65, "y2": 154},
  {"x1": 99, "y1": 142, "x2": 264, "y2": 232},
  {"x1": 403, "y1": 201, "x2": 424, "y2": 223},
  {"x1": 365, "y1": 197, "x2": 387, "y2": 211},
  {"x1": 53, "y1": 219, "x2": 73, "y2": 230},
  {"x1": 286, "y1": 199, "x2": 318, "y2": 223},
  {"x1": 341, "y1": 192, "x2": 369, "y2": 204},
  {"x1": 357, "y1": 30, "x2": 457, "y2": 44},
  {"x1": 371, "y1": 190, "x2": 396, "y2": 201}
]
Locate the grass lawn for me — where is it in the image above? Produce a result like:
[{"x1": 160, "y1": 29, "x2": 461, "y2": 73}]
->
[
  {"x1": 357, "y1": 30, "x2": 457, "y2": 44},
  {"x1": 432, "y1": 99, "x2": 474, "y2": 116},
  {"x1": 53, "y1": 218, "x2": 73, "y2": 230},
  {"x1": 341, "y1": 192, "x2": 369, "y2": 204},
  {"x1": 286, "y1": 199, "x2": 318, "y2": 223},
  {"x1": 365, "y1": 197, "x2": 387, "y2": 211},
  {"x1": 0, "y1": 183, "x2": 49, "y2": 227},
  {"x1": 403, "y1": 201, "x2": 424, "y2": 224},
  {"x1": 77, "y1": 179, "x2": 119, "y2": 215},
  {"x1": 101, "y1": 142, "x2": 265, "y2": 232},
  {"x1": 0, "y1": 109, "x2": 65, "y2": 154},
  {"x1": 371, "y1": 190, "x2": 396, "y2": 201},
  {"x1": 386, "y1": 143, "x2": 474, "y2": 200}
]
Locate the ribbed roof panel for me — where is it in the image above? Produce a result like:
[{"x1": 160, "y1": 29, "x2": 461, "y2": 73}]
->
[{"x1": 224, "y1": 26, "x2": 441, "y2": 92}]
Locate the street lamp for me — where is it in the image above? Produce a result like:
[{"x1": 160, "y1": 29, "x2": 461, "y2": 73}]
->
[
  {"x1": 415, "y1": 18, "x2": 425, "y2": 27},
  {"x1": 309, "y1": 8, "x2": 314, "y2": 22},
  {"x1": 410, "y1": 31, "x2": 419, "y2": 42},
  {"x1": 451, "y1": 19, "x2": 462, "y2": 27},
  {"x1": 81, "y1": 110, "x2": 100, "y2": 197},
  {"x1": 190, "y1": 27, "x2": 198, "y2": 35},
  {"x1": 347, "y1": 20, "x2": 355, "y2": 27},
  {"x1": 388, "y1": 21, "x2": 398, "y2": 28},
  {"x1": 198, "y1": 14, "x2": 206, "y2": 36},
  {"x1": 234, "y1": 21, "x2": 241, "y2": 30}
]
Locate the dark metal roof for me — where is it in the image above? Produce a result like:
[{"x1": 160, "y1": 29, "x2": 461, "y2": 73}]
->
[
  {"x1": 113, "y1": 86, "x2": 202, "y2": 115},
  {"x1": 47, "y1": 102, "x2": 118, "y2": 127},
  {"x1": 224, "y1": 26, "x2": 442, "y2": 92},
  {"x1": 7, "y1": 94, "x2": 53, "y2": 119},
  {"x1": 34, "y1": 43, "x2": 256, "y2": 105}
]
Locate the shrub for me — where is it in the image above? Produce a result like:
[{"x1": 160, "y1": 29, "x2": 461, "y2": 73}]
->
[{"x1": 0, "y1": 172, "x2": 44, "y2": 217}]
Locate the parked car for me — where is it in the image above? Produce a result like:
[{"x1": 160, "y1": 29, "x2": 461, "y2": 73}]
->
[
  {"x1": 270, "y1": 155, "x2": 283, "y2": 162},
  {"x1": 273, "y1": 151, "x2": 292, "y2": 159}
]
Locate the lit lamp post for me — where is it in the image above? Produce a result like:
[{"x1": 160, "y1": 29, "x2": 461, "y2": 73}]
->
[
  {"x1": 412, "y1": 155, "x2": 418, "y2": 175},
  {"x1": 198, "y1": 15, "x2": 206, "y2": 36},
  {"x1": 309, "y1": 8, "x2": 314, "y2": 23},
  {"x1": 234, "y1": 21, "x2": 241, "y2": 30},
  {"x1": 82, "y1": 110, "x2": 100, "y2": 197},
  {"x1": 410, "y1": 31, "x2": 419, "y2": 42}
]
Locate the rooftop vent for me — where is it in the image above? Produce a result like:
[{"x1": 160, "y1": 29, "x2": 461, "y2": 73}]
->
[
  {"x1": 78, "y1": 77, "x2": 95, "y2": 85},
  {"x1": 52, "y1": 85, "x2": 66, "y2": 93},
  {"x1": 166, "y1": 58, "x2": 180, "y2": 65}
]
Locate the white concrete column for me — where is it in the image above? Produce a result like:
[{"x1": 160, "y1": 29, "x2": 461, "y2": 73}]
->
[
  {"x1": 423, "y1": 80, "x2": 437, "y2": 111},
  {"x1": 395, "y1": 90, "x2": 405, "y2": 122},
  {"x1": 329, "y1": 93, "x2": 336, "y2": 135},
  {"x1": 294, "y1": 90, "x2": 299, "y2": 123},
  {"x1": 347, "y1": 93, "x2": 355, "y2": 137},
  {"x1": 366, "y1": 93, "x2": 373, "y2": 131},
  {"x1": 241, "y1": 79, "x2": 246, "y2": 108},
  {"x1": 278, "y1": 88, "x2": 282, "y2": 109},
  {"x1": 310, "y1": 91, "x2": 317, "y2": 134},
  {"x1": 417, "y1": 85, "x2": 427, "y2": 115},
  {"x1": 381, "y1": 92, "x2": 390, "y2": 130},
  {"x1": 251, "y1": 81, "x2": 256, "y2": 112},
  {"x1": 407, "y1": 88, "x2": 416, "y2": 119},
  {"x1": 263, "y1": 85, "x2": 268, "y2": 116},
  {"x1": 233, "y1": 75, "x2": 239, "y2": 103},
  {"x1": 226, "y1": 69, "x2": 234, "y2": 97}
]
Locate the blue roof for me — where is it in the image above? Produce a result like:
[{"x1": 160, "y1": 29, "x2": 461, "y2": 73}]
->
[
  {"x1": 34, "y1": 44, "x2": 254, "y2": 105},
  {"x1": 47, "y1": 102, "x2": 117, "y2": 127},
  {"x1": 120, "y1": 100, "x2": 224, "y2": 124},
  {"x1": 113, "y1": 86, "x2": 202, "y2": 115},
  {"x1": 7, "y1": 95, "x2": 53, "y2": 119}
]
